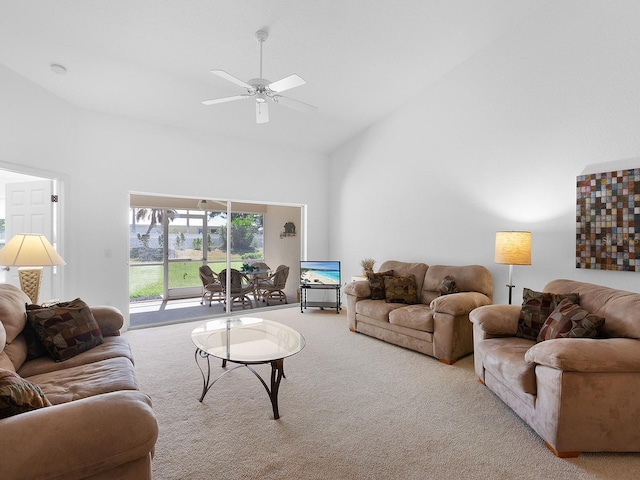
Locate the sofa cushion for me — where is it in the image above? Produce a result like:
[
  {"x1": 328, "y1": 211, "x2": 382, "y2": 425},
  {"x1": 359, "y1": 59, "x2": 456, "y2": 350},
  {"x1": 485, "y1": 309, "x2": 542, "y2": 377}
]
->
[
  {"x1": 17, "y1": 336, "x2": 134, "y2": 378},
  {"x1": 516, "y1": 288, "x2": 580, "y2": 341},
  {"x1": 388, "y1": 304, "x2": 434, "y2": 332},
  {"x1": 544, "y1": 279, "x2": 640, "y2": 340},
  {"x1": 378, "y1": 261, "x2": 429, "y2": 295},
  {"x1": 384, "y1": 275, "x2": 418, "y2": 304},
  {"x1": 368, "y1": 270, "x2": 394, "y2": 300},
  {"x1": 355, "y1": 299, "x2": 405, "y2": 322},
  {"x1": 422, "y1": 265, "x2": 493, "y2": 302},
  {"x1": 0, "y1": 368, "x2": 51, "y2": 418},
  {"x1": 2, "y1": 334, "x2": 27, "y2": 373},
  {"x1": 27, "y1": 299, "x2": 104, "y2": 362},
  {"x1": 25, "y1": 356, "x2": 139, "y2": 405},
  {"x1": 0, "y1": 284, "x2": 30, "y2": 344},
  {"x1": 479, "y1": 337, "x2": 537, "y2": 395},
  {"x1": 537, "y1": 298, "x2": 605, "y2": 342}
]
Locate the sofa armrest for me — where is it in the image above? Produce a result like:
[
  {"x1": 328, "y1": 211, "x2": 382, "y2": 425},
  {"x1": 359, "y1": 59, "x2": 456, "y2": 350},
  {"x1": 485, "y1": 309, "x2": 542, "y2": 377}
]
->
[
  {"x1": 0, "y1": 390, "x2": 158, "y2": 480},
  {"x1": 468, "y1": 304, "x2": 520, "y2": 336},
  {"x1": 90, "y1": 305, "x2": 124, "y2": 336},
  {"x1": 525, "y1": 337, "x2": 640, "y2": 373},
  {"x1": 430, "y1": 292, "x2": 492, "y2": 317},
  {"x1": 344, "y1": 281, "x2": 371, "y2": 331},
  {"x1": 343, "y1": 280, "x2": 371, "y2": 298}
]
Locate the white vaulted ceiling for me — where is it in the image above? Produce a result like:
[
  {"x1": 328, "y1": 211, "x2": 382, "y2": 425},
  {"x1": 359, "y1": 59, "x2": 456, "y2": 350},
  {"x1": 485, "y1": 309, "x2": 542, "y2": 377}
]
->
[{"x1": 0, "y1": 0, "x2": 549, "y2": 154}]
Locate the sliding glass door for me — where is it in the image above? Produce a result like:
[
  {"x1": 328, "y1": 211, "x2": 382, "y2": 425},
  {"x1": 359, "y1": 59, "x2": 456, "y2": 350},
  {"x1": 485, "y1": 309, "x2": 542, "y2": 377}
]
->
[{"x1": 129, "y1": 205, "x2": 265, "y2": 302}]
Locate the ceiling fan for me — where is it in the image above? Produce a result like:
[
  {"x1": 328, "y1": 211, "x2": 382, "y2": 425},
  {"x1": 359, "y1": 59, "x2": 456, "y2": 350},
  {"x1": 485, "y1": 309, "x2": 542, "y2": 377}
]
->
[{"x1": 202, "y1": 30, "x2": 317, "y2": 124}]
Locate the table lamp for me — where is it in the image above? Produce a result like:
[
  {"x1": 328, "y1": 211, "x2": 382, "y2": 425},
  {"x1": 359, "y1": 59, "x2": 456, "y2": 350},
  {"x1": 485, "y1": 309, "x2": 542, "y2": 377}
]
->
[
  {"x1": 494, "y1": 231, "x2": 531, "y2": 305},
  {"x1": 0, "y1": 233, "x2": 66, "y2": 304}
]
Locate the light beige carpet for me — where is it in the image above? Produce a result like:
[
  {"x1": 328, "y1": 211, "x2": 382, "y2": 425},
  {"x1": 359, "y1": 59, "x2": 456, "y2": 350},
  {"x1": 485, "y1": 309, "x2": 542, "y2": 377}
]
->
[{"x1": 125, "y1": 307, "x2": 640, "y2": 480}]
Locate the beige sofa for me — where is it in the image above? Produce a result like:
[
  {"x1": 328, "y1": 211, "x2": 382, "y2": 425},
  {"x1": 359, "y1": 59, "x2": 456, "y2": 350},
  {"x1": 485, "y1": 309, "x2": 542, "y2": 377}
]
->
[
  {"x1": 470, "y1": 279, "x2": 640, "y2": 457},
  {"x1": 344, "y1": 261, "x2": 493, "y2": 364},
  {"x1": 0, "y1": 284, "x2": 158, "y2": 479}
]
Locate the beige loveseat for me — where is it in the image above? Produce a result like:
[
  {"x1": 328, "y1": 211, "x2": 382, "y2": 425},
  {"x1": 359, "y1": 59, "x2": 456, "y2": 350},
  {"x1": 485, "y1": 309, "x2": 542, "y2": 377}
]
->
[
  {"x1": 0, "y1": 284, "x2": 158, "y2": 479},
  {"x1": 470, "y1": 279, "x2": 640, "y2": 457},
  {"x1": 344, "y1": 261, "x2": 493, "y2": 364}
]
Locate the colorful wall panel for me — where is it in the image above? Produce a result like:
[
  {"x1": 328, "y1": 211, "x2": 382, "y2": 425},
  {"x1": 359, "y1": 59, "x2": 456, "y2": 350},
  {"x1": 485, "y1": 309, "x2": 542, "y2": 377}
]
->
[{"x1": 576, "y1": 168, "x2": 640, "y2": 271}]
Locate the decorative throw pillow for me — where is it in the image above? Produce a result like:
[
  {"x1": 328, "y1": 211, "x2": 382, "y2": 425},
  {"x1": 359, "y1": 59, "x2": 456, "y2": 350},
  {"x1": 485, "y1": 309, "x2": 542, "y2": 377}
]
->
[
  {"x1": 516, "y1": 288, "x2": 580, "y2": 341},
  {"x1": 0, "y1": 368, "x2": 51, "y2": 419},
  {"x1": 537, "y1": 298, "x2": 605, "y2": 342},
  {"x1": 26, "y1": 298, "x2": 103, "y2": 362},
  {"x1": 23, "y1": 304, "x2": 49, "y2": 361},
  {"x1": 384, "y1": 275, "x2": 418, "y2": 304},
  {"x1": 368, "y1": 270, "x2": 394, "y2": 300},
  {"x1": 440, "y1": 275, "x2": 459, "y2": 296}
]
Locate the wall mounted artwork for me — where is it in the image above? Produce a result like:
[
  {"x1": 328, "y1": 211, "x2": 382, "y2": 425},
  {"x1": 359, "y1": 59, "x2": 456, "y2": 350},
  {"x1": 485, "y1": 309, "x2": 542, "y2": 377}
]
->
[{"x1": 576, "y1": 168, "x2": 640, "y2": 271}]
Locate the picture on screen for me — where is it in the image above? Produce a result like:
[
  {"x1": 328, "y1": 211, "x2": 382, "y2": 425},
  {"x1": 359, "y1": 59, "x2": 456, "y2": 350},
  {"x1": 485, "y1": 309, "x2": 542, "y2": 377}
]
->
[{"x1": 300, "y1": 261, "x2": 341, "y2": 286}]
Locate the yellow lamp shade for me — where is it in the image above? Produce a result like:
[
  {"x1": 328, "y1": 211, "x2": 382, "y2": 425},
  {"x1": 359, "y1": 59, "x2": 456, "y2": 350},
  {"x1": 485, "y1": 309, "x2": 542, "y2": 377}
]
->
[
  {"x1": 0, "y1": 234, "x2": 65, "y2": 267},
  {"x1": 0, "y1": 234, "x2": 65, "y2": 304},
  {"x1": 495, "y1": 231, "x2": 531, "y2": 266}
]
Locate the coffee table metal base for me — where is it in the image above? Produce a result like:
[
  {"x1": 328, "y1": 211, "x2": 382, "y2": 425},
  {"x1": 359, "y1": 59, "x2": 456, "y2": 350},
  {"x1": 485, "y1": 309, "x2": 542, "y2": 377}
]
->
[{"x1": 195, "y1": 349, "x2": 285, "y2": 419}]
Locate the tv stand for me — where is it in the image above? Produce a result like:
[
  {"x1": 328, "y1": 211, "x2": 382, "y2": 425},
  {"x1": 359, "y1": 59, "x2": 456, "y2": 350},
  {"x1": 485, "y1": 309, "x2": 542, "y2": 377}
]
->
[{"x1": 300, "y1": 284, "x2": 341, "y2": 314}]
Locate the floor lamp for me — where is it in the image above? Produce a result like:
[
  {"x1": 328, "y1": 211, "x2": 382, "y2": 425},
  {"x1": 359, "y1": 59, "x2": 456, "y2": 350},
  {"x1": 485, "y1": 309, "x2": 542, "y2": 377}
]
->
[
  {"x1": 494, "y1": 231, "x2": 531, "y2": 305},
  {"x1": 0, "y1": 233, "x2": 65, "y2": 304}
]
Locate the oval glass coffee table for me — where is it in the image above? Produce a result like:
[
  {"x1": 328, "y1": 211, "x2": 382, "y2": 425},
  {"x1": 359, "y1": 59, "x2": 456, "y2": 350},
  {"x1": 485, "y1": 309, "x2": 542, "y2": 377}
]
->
[{"x1": 191, "y1": 317, "x2": 305, "y2": 419}]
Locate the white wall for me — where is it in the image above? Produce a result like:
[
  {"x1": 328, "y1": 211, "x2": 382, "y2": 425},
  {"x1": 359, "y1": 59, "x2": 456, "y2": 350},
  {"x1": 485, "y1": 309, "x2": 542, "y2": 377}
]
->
[
  {"x1": 0, "y1": 64, "x2": 330, "y2": 323},
  {"x1": 264, "y1": 204, "x2": 301, "y2": 300},
  {"x1": 329, "y1": 0, "x2": 640, "y2": 305}
]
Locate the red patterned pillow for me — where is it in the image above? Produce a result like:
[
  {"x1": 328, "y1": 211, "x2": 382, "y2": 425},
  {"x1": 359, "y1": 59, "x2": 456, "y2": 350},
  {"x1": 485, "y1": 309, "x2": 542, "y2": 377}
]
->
[
  {"x1": 516, "y1": 288, "x2": 580, "y2": 341},
  {"x1": 367, "y1": 270, "x2": 394, "y2": 300},
  {"x1": 26, "y1": 298, "x2": 103, "y2": 362},
  {"x1": 0, "y1": 368, "x2": 51, "y2": 419},
  {"x1": 384, "y1": 275, "x2": 418, "y2": 304},
  {"x1": 538, "y1": 298, "x2": 605, "y2": 342}
]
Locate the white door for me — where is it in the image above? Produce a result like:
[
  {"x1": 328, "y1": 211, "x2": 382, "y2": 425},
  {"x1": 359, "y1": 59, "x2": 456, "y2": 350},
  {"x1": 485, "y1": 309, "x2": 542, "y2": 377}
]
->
[{"x1": 4, "y1": 180, "x2": 57, "y2": 302}]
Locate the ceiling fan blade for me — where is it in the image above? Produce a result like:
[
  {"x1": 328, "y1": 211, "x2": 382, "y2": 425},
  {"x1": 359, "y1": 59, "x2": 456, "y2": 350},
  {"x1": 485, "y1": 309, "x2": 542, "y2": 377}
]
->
[
  {"x1": 273, "y1": 95, "x2": 317, "y2": 113},
  {"x1": 256, "y1": 101, "x2": 269, "y2": 124},
  {"x1": 201, "y1": 94, "x2": 251, "y2": 106},
  {"x1": 210, "y1": 70, "x2": 253, "y2": 90},
  {"x1": 268, "y1": 74, "x2": 306, "y2": 93}
]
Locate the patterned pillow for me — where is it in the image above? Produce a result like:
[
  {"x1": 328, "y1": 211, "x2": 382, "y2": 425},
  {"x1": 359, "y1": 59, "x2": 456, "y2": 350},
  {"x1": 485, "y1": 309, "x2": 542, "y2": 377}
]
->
[
  {"x1": 26, "y1": 298, "x2": 103, "y2": 362},
  {"x1": 23, "y1": 304, "x2": 49, "y2": 360},
  {"x1": 368, "y1": 270, "x2": 394, "y2": 300},
  {"x1": 440, "y1": 275, "x2": 459, "y2": 296},
  {"x1": 538, "y1": 298, "x2": 605, "y2": 342},
  {"x1": 384, "y1": 275, "x2": 418, "y2": 304},
  {"x1": 516, "y1": 288, "x2": 580, "y2": 341},
  {"x1": 0, "y1": 368, "x2": 51, "y2": 419}
]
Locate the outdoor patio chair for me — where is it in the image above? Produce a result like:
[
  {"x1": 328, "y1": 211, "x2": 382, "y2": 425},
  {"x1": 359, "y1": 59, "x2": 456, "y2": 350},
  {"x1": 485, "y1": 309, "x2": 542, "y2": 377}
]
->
[
  {"x1": 219, "y1": 268, "x2": 254, "y2": 310},
  {"x1": 257, "y1": 265, "x2": 290, "y2": 306},
  {"x1": 199, "y1": 265, "x2": 224, "y2": 307}
]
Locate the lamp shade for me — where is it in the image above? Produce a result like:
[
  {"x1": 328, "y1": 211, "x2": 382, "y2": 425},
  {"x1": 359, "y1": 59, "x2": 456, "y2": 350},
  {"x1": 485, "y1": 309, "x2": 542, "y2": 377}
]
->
[
  {"x1": 495, "y1": 231, "x2": 531, "y2": 265},
  {"x1": 0, "y1": 234, "x2": 65, "y2": 267}
]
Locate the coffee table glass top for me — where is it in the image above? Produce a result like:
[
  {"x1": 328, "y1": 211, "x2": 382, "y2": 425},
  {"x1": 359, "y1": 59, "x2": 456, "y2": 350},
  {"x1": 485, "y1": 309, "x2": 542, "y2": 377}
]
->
[{"x1": 191, "y1": 317, "x2": 305, "y2": 363}]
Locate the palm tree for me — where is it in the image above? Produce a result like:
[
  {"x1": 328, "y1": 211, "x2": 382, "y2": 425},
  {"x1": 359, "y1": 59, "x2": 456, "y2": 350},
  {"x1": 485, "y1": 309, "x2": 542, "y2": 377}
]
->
[{"x1": 134, "y1": 209, "x2": 177, "y2": 248}]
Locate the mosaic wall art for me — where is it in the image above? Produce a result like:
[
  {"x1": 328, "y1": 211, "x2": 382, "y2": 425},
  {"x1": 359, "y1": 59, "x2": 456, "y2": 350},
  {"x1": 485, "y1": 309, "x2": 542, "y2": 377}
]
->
[{"x1": 576, "y1": 168, "x2": 640, "y2": 271}]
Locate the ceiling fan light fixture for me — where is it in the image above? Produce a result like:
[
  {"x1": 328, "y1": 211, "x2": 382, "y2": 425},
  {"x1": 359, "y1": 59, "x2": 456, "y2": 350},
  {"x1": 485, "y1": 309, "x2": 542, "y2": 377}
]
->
[{"x1": 202, "y1": 28, "x2": 317, "y2": 123}]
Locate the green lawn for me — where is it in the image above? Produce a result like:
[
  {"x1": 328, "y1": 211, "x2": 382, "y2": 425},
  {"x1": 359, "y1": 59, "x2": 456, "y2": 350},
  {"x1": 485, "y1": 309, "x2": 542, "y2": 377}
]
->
[{"x1": 129, "y1": 260, "x2": 246, "y2": 299}]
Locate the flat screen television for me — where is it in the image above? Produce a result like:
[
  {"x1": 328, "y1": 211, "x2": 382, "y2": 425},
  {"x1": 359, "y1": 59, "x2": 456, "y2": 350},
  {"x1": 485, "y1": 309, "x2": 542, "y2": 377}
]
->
[{"x1": 300, "y1": 261, "x2": 341, "y2": 287}]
